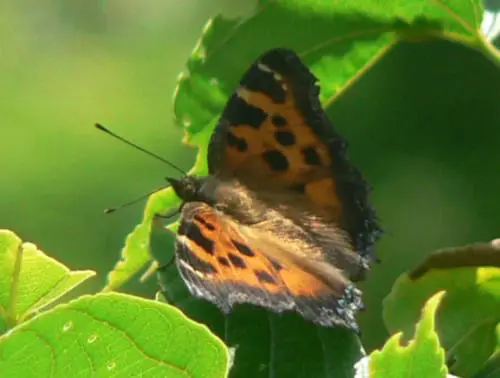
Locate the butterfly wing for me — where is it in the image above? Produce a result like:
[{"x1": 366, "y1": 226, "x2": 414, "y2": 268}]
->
[
  {"x1": 175, "y1": 201, "x2": 363, "y2": 331},
  {"x1": 207, "y1": 48, "x2": 381, "y2": 261}
]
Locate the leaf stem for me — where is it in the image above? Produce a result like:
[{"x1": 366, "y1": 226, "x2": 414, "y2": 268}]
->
[
  {"x1": 475, "y1": 33, "x2": 500, "y2": 69},
  {"x1": 6, "y1": 243, "x2": 23, "y2": 329}
]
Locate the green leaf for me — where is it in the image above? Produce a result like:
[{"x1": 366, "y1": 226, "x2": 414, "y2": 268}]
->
[
  {"x1": 0, "y1": 292, "x2": 229, "y2": 378},
  {"x1": 105, "y1": 0, "x2": 492, "y2": 291},
  {"x1": 472, "y1": 350, "x2": 500, "y2": 378},
  {"x1": 157, "y1": 263, "x2": 364, "y2": 378},
  {"x1": 175, "y1": 0, "x2": 486, "y2": 134},
  {"x1": 383, "y1": 241, "x2": 500, "y2": 377},
  {"x1": 369, "y1": 291, "x2": 448, "y2": 378},
  {"x1": 0, "y1": 230, "x2": 95, "y2": 332}
]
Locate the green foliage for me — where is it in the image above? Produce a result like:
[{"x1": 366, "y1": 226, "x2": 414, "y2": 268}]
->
[
  {"x1": 0, "y1": 230, "x2": 229, "y2": 378},
  {"x1": 370, "y1": 291, "x2": 448, "y2": 378},
  {"x1": 383, "y1": 241, "x2": 500, "y2": 377},
  {"x1": 472, "y1": 348, "x2": 500, "y2": 378},
  {"x1": 0, "y1": 230, "x2": 95, "y2": 333}
]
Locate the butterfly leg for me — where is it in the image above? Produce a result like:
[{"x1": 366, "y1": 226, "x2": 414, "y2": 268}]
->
[{"x1": 154, "y1": 208, "x2": 180, "y2": 219}]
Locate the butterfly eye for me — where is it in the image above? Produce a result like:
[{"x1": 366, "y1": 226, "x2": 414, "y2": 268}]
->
[{"x1": 166, "y1": 177, "x2": 190, "y2": 200}]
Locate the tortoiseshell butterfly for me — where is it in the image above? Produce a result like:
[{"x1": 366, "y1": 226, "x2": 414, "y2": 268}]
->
[{"x1": 160, "y1": 48, "x2": 381, "y2": 332}]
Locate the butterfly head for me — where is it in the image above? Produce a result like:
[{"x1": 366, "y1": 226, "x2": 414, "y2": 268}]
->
[
  {"x1": 166, "y1": 175, "x2": 218, "y2": 207},
  {"x1": 166, "y1": 176, "x2": 202, "y2": 202}
]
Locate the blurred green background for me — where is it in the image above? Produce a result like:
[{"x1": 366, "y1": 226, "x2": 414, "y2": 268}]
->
[{"x1": 1, "y1": 0, "x2": 499, "y2": 351}]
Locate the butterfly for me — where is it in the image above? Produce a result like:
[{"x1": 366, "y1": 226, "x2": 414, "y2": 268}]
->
[{"x1": 160, "y1": 48, "x2": 381, "y2": 332}]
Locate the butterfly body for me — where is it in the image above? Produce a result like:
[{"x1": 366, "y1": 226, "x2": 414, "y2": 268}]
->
[{"x1": 163, "y1": 48, "x2": 381, "y2": 331}]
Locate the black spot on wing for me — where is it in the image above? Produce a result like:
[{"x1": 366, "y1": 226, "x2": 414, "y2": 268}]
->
[
  {"x1": 193, "y1": 214, "x2": 216, "y2": 231},
  {"x1": 274, "y1": 130, "x2": 296, "y2": 146},
  {"x1": 242, "y1": 65, "x2": 286, "y2": 104},
  {"x1": 232, "y1": 239, "x2": 256, "y2": 257},
  {"x1": 176, "y1": 240, "x2": 217, "y2": 274},
  {"x1": 182, "y1": 221, "x2": 214, "y2": 255},
  {"x1": 228, "y1": 253, "x2": 246, "y2": 269},
  {"x1": 290, "y1": 183, "x2": 306, "y2": 194},
  {"x1": 254, "y1": 270, "x2": 277, "y2": 284},
  {"x1": 217, "y1": 257, "x2": 230, "y2": 267},
  {"x1": 226, "y1": 131, "x2": 248, "y2": 152},
  {"x1": 262, "y1": 150, "x2": 289, "y2": 171},
  {"x1": 268, "y1": 258, "x2": 283, "y2": 271},
  {"x1": 224, "y1": 95, "x2": 267, "y2": 129},
  {"x1": 271, "y1": 114, "x2": 287, "y2": 127},
  {"x1": 302, "y1": 146, "x2": 321, "y2": 166}
]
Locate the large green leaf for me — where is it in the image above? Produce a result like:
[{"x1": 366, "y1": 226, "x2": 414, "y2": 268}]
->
[
  {"x1": 0, "y1": 292, "x2": 229, "y2": 378},
  {"x1": 0, "y1": 230, "x2": 95, "y2": 333},
  {"x1": 383, "y1": 240, "x2": 500, "y2": 377},
  {"x1": 105, "y1": 0, "x2": 491, "y2": 293},
  {"x1": 369, "y1": 291, "x2": 448, "y2": 378},
  {"x1": 175, "y1": 0, "x2": 485, "y2": 134}
]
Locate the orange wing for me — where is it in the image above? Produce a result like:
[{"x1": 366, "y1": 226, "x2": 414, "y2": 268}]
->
[
  {"x1": 207, "y1": 48, "x2": 381, "y2": 261},
  {"x1": 175, "y1": 201, "x2": 363, "y2": 331}
]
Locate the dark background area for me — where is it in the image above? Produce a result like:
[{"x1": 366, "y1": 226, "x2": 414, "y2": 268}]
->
[{"x1": 1, "y1": 0, "x2": 499, "y2": 351}]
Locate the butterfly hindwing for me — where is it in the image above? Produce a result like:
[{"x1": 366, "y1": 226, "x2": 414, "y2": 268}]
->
[
  {"x1": 207, "y1": 48, "x2": 380, "y2": 260},
  {"x1": 175, "y1": 201, "x2": 362, "y2": 330}
]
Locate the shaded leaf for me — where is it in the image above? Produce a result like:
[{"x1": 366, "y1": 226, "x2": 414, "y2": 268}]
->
[
  {"x1": 0, "y1": 292, "x2": 229, "y2": 378},
  {"x1": 0, "y1": 229, "x2": 95, "y2": 333},
  {"x1": 471, "y1": 349, "x2": 500, "y2": 378},
  {"x1": 369, "y1": 291, "x2": 448, "y2": 378},
  {"x1": 383, "y1": 240, "x2": 500, "y2": 377}
]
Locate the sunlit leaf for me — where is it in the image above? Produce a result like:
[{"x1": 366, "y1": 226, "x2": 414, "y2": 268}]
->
[
  {"x1": 0, "y1": 293, "x2": 229, "y2": 378},
  {"x1": 370, "y1": 291, "x2": 448, "y2": 378},
  {"x1": 383, "y1": 240, "x2": 500, "y2": 377},
  {"x1": 0, "y1": 230, "x2": 95, "y2": 333}
]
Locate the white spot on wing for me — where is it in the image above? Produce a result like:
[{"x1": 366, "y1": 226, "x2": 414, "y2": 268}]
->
[{"x1": 235, "y1": 87, "x2": 251, "y2": 101}]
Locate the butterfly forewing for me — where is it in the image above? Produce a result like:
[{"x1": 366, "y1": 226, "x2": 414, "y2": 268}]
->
[{"x1": 207, "y1": 48, "x2": 381, "y2": 258}]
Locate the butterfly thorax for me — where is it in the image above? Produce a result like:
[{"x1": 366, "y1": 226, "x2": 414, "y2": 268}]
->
[{"x1": 168, "y1": 175, "x2": 266, "y2": 224}]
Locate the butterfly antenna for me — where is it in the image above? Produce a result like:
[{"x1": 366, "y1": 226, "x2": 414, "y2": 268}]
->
[
  {"x1": 104, "y1": 186, "x2": 168, "y2": 214},
  {"x1": 95, "y1": 123, "x2": 186, "y2": 176}
]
